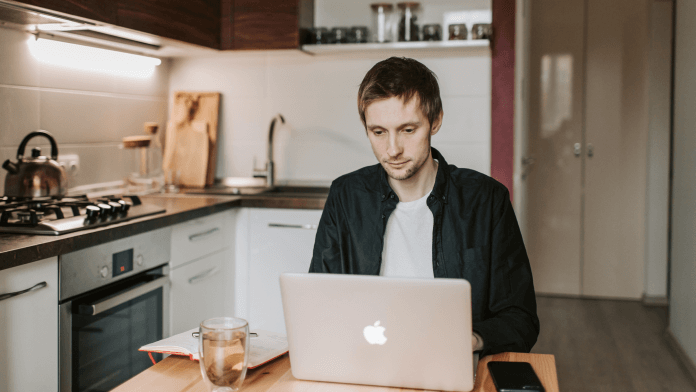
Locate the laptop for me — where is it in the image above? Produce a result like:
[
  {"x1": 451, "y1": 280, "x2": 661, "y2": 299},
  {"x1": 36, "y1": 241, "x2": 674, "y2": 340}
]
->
[{"x1": 279, "y1": 273, "x2": 475, "y2": 392}]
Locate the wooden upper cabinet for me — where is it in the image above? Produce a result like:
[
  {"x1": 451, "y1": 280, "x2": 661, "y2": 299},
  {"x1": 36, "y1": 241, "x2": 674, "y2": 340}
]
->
[
  {"x1": 116, "y1": 0, "x2": 220, "y2": 49},
  {"x1": 225, "y1": 0, "x2": 314, "y2": 50},
  {"x1": 16, "y1": 0, "x2": 117, "y2": 25},
  {"x1": 15, "y1": 0, "x2": 313, "y2": 50}
]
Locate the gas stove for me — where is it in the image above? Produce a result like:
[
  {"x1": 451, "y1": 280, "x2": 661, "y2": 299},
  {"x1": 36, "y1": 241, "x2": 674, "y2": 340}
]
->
[{"x1": 0, "y1": 194, "x2": 165, "y2": 235}]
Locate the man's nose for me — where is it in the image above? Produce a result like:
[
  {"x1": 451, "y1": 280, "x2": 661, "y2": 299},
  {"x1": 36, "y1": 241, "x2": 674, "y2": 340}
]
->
[{"x1": 387, "y1": 132, "x2": 403, "y2": 158}]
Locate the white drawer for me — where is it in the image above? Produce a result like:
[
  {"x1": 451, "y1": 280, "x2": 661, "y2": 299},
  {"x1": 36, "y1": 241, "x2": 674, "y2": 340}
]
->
[
  {"x1": 170, "y1": 249, "x2": 229, "y2": 335},
  {"x1": 170, "y1": 211, "x2": 229, "y2": 268}
]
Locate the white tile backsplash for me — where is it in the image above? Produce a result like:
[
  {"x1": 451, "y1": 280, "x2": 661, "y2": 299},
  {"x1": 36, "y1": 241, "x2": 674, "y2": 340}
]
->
[
  {"x1": 0, "y1": 26, "x2": 169, "y2": 193},
  {"x1": 170, "y1": 50, "x2": 491, "y2": 182},
  {"x1": 0, "y1": 87, "x2": 40, "y2": 146},
  {"x1": 0, "y1": 28, "x2": 39, "y2": 87}
]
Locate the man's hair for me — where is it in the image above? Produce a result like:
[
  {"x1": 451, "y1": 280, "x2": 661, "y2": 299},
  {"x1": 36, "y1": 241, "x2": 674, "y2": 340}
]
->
[{"x1": 358, "y1": 57, "x2": 442, "y2": 129}]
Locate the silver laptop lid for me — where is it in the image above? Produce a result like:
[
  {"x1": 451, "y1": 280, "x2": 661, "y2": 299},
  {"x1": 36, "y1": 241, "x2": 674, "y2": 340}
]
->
[{"x1": 280, "y1": 273, "x2": 474, "y2": 392}]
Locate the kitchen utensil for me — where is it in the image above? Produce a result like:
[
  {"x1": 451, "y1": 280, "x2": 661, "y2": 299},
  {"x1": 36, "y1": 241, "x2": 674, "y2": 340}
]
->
[
  {"x1": 423, "y1": 24, "x2": 442, "y2": 41},
  {"x1": 471, "y1": 23, "x2": 493, "y2": 40},
  {"x1": 162, "y1": 91, "x2": 220, "y2": 188},
  {"x1": 164, "y1": 120, "x2": 209, "y2": 188},
  {"x1": 309, "y1": 27, "x2": 330, "y2": 44},
  {"x1": 2, "y1": 130, "x2": 67, "y2": 198},
  {"x1": 448, "y1": 23, "x2": 467, "y2": 40},
  {"x1": 331, "y1": 27, "x2": 350, "y2": 43},
  {"x1": 349, "y1": 26, "x2": 369, "y2": 43},
  {"x1": 198, "y1": 317, "x2": 250, "y2": 392},
  {"x1": 397, "y1": 2, "x2": 420, "y2": 42},
  {"x1": 370, "y1": 3, "x2": 394, "y2": 43}
]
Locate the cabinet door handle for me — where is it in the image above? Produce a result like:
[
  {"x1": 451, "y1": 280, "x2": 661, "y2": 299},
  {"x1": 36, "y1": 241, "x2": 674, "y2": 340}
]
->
[
  {"x1": 0, "y1": 281, "x2": 47, "y2": 302},
  {"x1": 189, "y1": 227, "x2": 220, "y2": 242},
  {"x1": 268, "y1": 223, "x2": 318, "y2": 230},
  {"x1": 78, "y1": 276, "x2": 168, "y2": 316},
  {"x1": 188, "y1": 267, "x2": 221, "y2": 285}
]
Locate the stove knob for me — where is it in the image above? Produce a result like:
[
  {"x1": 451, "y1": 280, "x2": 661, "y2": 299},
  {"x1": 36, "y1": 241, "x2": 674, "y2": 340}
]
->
[
  {"x1": 97, "y1": 203, "x2": 112, "y2": 216},
  {"x1": 136, "y1": 254, "x2": 144, "y2": 266},
  {"x1": 85, "y1": 205, "x2": 100, "y2": 220},
  {"x1": 99, "y1": 266, "x2": 109, "y2": 278},
  {"x1": 108, "y1": 201, "x2": 122, "y2": 214},
  {"x1": 118, "y1": 200, "x2": 131, "y2": 212}
]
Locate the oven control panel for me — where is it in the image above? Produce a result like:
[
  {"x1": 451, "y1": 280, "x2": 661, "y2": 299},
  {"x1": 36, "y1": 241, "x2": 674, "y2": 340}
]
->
[{"x1": 59, "y1": 226, "x2": 172, "y2": 301}]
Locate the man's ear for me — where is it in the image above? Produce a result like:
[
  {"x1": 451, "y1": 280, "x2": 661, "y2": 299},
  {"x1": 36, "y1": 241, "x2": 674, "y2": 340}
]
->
[{"x1": 430, "y1": 110, "x2": 444, "y2": 136}]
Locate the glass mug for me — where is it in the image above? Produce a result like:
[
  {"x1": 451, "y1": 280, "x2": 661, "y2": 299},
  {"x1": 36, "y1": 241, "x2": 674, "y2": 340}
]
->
[{"x1": 198, "y1": 317, "x2": 250, "y2": 392}]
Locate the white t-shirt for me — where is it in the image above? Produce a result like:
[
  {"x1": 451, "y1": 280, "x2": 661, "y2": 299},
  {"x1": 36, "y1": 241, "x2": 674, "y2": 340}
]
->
[{"x1": 379, "y1": 190, "x2": 434, "y2": 278}]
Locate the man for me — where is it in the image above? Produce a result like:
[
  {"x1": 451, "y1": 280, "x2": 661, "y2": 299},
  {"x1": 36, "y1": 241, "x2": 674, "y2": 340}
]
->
[{"x1": 309, "y1": 57, "x2": 539, "y2": 357}]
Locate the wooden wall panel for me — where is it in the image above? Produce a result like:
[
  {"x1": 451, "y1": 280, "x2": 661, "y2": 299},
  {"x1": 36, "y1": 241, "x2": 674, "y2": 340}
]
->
[{"x1": 491, "y1": 0, "x2": 516, "y2": 199}]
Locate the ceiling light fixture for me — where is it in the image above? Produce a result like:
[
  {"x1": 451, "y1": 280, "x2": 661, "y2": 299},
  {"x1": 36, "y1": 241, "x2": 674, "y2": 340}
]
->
[{"x1": 28, "y1": 36, "x2": 161, "y2": 78}]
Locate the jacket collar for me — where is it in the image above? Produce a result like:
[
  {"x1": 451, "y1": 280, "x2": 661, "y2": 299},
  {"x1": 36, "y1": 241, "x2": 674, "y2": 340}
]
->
[{"x1": 379, "y1": 147, "x2": 450, "y2": 204}]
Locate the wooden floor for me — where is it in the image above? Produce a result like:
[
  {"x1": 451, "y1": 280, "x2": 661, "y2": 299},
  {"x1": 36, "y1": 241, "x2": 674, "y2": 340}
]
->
[{"x1": 531, "y1": 296, "x2": 696, "y2": 392}]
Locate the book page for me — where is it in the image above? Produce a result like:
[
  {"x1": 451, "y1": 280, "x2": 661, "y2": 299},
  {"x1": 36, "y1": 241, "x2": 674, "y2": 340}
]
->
[
  {"x1": 248, "y1": 330, "x2": 289, "y2": 368},
  {"x1": 140, "y1": 327, "x2": 199, "y2": 358},
  {"x1": 140, "y1": 328, "x2": 288, "y2": 367}
]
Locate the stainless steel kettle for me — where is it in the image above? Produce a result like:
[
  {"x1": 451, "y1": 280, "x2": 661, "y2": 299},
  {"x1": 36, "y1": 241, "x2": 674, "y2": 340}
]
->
[{"x1": 2, "y1": 130, "x2": 68, "y2": 198}]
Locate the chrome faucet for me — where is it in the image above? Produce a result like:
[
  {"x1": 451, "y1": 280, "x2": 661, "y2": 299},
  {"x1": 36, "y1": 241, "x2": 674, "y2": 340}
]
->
[{"x1": 253, "y1": 113, "x2": 285, "y2": 187}]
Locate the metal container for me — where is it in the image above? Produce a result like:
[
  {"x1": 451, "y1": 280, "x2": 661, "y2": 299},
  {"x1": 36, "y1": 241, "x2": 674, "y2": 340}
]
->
[
  {"x1": 471, "y1": 23, "x2": 493, "y2": 40},
  {"x1": 448, "y1": 23, "x2": 468, "y2": 40},
  {"x1": 2, "y1": 130, "x2": 67, "y2": 198},
  {"x1": 422, "y1": 24, "x2": 442, "y2": 41}
]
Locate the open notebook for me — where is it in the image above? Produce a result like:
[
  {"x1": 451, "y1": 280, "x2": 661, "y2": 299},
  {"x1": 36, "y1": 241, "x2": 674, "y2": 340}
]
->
[{"x1": 139, "y1": 328, "x2": 288, "y2": 369}]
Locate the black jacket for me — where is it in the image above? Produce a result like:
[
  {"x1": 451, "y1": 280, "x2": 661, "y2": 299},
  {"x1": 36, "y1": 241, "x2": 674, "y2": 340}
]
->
[{"x1": 309, "y1": 147, "x2": 540, "y2": 357}]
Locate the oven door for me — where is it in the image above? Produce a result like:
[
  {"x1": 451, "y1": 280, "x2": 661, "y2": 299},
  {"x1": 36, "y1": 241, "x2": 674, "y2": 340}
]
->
[{"x1": 59, "y1": 265, "x2": 170, "y2": 392}]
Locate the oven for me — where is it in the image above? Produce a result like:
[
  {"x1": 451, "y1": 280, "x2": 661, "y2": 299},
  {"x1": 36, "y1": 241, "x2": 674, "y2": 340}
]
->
[{"x1": 59, "y1": 227, "x2": 171, "y2": 392}]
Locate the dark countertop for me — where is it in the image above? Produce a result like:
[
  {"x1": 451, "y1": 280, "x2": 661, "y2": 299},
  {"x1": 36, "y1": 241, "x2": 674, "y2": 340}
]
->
[{"x1": 0, "y1": 192, "x2": 327, "y2": 272}]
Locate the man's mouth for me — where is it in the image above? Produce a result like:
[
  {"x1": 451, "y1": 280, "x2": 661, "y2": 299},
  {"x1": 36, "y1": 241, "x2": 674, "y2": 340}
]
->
[{"x1": 387, "y1": 161, "x2": 409, "y2": 167}]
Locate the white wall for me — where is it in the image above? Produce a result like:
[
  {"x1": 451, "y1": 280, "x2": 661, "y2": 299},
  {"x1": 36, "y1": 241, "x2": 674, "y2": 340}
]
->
[
  {"x1": 670, "y1": 0, "x2": 696, "y2": 369},
  {"x1": 168, "y1": 50, "x2": 491, "y2": 184},
  {"x1": 0, "y1": 27, "x2": 170, "y2": 195},
  {"x1": 644, "y1": 0, "x2": 672, "y2": 302}
]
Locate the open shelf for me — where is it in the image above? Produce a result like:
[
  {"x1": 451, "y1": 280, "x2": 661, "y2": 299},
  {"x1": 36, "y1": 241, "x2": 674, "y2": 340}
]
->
[{"x1": 301, "y1": 39, "x2": 490, "y2": 55}]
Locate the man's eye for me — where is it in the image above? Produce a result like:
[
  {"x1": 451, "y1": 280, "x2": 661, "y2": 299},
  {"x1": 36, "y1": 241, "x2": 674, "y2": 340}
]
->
[
  {"x1": 373, "y1": 130, "x2": 384, "y2": 136},
  {"x1": 404, "y1": 128, "x2": 415, "y2": 133}
]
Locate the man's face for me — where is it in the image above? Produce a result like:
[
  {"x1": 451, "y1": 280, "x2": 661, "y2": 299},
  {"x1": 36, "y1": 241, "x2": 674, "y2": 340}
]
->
[{"x1": 365, "y1": 96, "x2": 441, "y2": 181}]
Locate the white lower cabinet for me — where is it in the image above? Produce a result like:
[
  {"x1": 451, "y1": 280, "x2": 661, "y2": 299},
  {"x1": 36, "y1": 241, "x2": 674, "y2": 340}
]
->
[
  {"x1": 0, "y1": 257, "x2": 58, "y2": 392},
  {"x1": 170, "y1": 248, "x2": 230, "y2": 335},
  {"x1": 242, "y1": 208, "x2": 323, "y2": 334}
]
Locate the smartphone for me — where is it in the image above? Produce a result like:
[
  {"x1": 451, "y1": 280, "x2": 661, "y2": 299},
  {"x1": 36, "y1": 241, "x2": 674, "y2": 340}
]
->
[{"x1": 487, "y1": 361, "x2": 545, "y2": 392}]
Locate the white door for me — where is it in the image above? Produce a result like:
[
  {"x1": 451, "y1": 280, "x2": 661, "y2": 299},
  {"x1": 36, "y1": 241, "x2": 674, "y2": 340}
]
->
[
  {"x1": 525, "y1": 0, "x2": 585, "y2": 295},
  {"x1": 582, "y1": 0, "x2": 649, "y2": 298}
]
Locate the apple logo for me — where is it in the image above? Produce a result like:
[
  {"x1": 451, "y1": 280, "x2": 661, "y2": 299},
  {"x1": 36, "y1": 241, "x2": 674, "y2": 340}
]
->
[{"x1": 363, "y1": 321, "x2": 387, "y2": 345}]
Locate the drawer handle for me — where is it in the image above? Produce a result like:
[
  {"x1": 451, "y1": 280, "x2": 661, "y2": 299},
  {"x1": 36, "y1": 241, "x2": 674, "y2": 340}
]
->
[
  {"x1": 188, "y1": 267, "x2": 221, "y2": 285},
  {"x1": 268, "y1": 223, "x2": 318, "y2": 230},
  {"x1": 189, "y1": 227, "x2": 220, "y2": 242},
  {"x1": 0, "y1": 281, "x2": 47, "y2": 302}
]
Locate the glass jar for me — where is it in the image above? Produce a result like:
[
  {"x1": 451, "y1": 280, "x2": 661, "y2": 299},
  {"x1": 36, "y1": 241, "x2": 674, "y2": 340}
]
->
[
  {"x1": 331, "y1": 27, "x2": 350, "y2": 44},
  {"x1": 349, "y1": 26, "x2": 369, "y2": 43},
  {"x1": 422, "y1": 24, "x2": 442, "y2": 41},
  {"x1": 448, "y1": 23, "x2": 467, "y2": 40},
  {"x1": 397, "y1": 2, "x2": 420, "y2": 42},
  {"x1": 471, "y1": 23, "x2": 493, "y2": 40},
  {"x1": 310, "y1": 27, "x2": 330, "y2": 44},
  {"x1": 370, "y1": 3, "x2": 394, "y2": 43}
]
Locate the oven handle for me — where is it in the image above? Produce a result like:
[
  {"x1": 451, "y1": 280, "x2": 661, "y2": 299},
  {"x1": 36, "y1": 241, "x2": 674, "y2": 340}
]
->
[{"x1": 78, "y1": 276, "x2": 168, "y2": 316}]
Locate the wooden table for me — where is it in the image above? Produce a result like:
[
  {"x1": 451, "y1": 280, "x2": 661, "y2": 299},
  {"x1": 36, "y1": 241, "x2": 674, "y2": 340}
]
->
[{"x1": 112, "y1": 352, "x2": 559, "y2": 392}]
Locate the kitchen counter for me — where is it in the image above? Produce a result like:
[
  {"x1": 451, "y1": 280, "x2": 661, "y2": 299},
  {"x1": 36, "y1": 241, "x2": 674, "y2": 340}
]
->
[
  {"x1": 0, "y1": 191, "x2": 328, "y2": 271},
  {"x1": 112, "y1": 352, "x2": 560, "y2": 392}
]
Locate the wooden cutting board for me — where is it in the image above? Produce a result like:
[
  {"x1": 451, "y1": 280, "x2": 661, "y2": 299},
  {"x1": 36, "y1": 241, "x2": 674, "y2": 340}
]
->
[{"x1": 163, "y1": 91, "x2": 220, "y2": 187}]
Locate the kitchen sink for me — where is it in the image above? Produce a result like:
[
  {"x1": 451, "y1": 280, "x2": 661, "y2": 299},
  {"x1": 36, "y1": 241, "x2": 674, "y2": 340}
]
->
[{"x1": 183, "y1": 180, "x2": 329, "y2": 198}]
